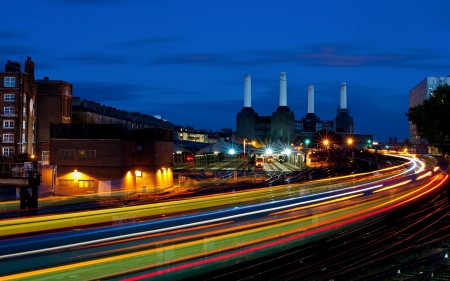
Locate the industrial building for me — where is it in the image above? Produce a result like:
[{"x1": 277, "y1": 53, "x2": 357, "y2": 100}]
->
[
  {"x1": 236, "y1": 73, "x2": 354, "y2": 143},
  {"x1": 236, "y1": 73, "x2": 295, "y2": 143}
]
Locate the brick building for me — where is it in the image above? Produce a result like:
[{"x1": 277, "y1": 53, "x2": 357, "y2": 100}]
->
[
  {"x1": 49, "y1": 124, "x2": 173, "y2": 196},
  {"x1": 72, "y1": 97, "x2": 170, "y2": 130},
  {"x1": 36, "y1": 77, "x2": 72, "y2": 163},
  {"x1": 0, "y1": 57, "x2": 37, "y2": 157}
]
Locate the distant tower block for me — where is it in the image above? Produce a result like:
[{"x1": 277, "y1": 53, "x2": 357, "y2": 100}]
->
[
  {"x1": 308, "y1": 84, "x2": 314, "y2": 113},
  {"x1": 340, "y1": 83, "x2": 347, "y2": 109},
  {"x1": 244, "y1": 74, "x2": 251, "y2": 107},
  {"x1": 279, "y1": 72, "x2": 287, "y2": 106}
]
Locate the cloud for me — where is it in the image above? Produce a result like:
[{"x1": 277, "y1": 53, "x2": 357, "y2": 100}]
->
[
  {"x1": 295, "y1": 45, "x2": 403, "y2": 67},
  {"x1": 53, "y1": 0, "x2": 144, "y2": 4},
  {"x1": 116, "y1": 37, "x2": 179, "y2": 48},
  {"x1": 153, "y1": 53, "x2": 229, "y2": 65},
  {"x1": 73, "y1": 81, "x2": 150, "y2": 103},
  {"x1": 0, "y1": 31, "x2": 21, "y2": 39},
  {"x1": 65, "y1": 53, "x2": 128, "y2": 65},
  {"x1": 0, "y1": 45, "x2": 34, "y2": 56}
]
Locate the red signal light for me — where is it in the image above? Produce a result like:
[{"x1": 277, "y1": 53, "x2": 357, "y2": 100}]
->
[{"x1": 186, "y1": 155, "x2": 194, "y2": 162}]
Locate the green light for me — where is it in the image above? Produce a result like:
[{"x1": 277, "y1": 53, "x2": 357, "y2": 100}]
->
[{"x1": 305, "y1": 139, "x2": 310, "y2": 144}]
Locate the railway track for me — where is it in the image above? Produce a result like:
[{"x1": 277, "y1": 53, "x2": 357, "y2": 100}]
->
[{"x1": 192, "y1": 174, "x2": 450, "y2": 281}]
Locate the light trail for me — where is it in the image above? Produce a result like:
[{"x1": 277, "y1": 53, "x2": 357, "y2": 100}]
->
[{"x1": 0, "y1": 154, "x2": 443, "y2": 280}]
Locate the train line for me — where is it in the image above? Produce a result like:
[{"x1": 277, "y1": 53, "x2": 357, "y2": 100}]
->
[{"x1": 192, "y1": 158, "x2": 449, "y2": 281}]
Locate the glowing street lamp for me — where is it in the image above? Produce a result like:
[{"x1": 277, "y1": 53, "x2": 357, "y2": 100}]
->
[
  {"x1": 347, "y1": 138, "x2": 353, "y2": 145},
  {"x1": 305, "y1": 139, "x2": 310, "y2": 149},
  {"x1": 323, "y1": 139, "x2": 330, "y2": 147}
]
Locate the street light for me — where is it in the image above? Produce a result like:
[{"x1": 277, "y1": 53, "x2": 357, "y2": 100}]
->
[{"x1": 305, "y1": 139, "x2": 310, "y2": 149}]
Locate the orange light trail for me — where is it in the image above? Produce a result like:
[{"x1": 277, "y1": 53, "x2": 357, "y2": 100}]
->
[{"x1": 373, "y1": 179, "x2": 411, "y2": 193}]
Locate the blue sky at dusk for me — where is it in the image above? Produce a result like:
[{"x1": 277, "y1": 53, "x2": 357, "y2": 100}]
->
[{"x1": 2, "y1": 0, "x2": 450, "y2": 142}]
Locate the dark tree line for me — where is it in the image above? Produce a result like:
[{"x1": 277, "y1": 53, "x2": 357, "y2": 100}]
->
[{"x1": 406, "y1": 84, "x2": 450, "y2": 155}]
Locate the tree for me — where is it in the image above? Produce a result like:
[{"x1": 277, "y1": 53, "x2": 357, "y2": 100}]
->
[{"x1": 406, "y1": 84, "x2": 450, "y2": 155}]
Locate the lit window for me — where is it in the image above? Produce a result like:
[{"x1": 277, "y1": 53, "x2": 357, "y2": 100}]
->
[
  {"x1": 79, "y1": 150, "x2": 96, "y2": 158},
  {"x1": 59, "y1": 149, "x2": 76, "y2": 158},
  {"x1": 4, "y1": 77, "x2": 15, "y2": 87},
  {"x1": 4, "y1": 107, "x2": 15, "y2": 115},
  {"x1": 22, "y1": 134, "x2": 25, "y2": 143},
  {"x1": 32, "y1": 135, "x2": 34, "y2": 143},
  {"x1": 23, "y1": 121, "x2": 26, "y2": 129},
  {"x1": 3, "y1": 120, "x2": 14, "y2": 128},
  {"x1": 78, "y1": 180, "x2": 95, "y2": 188},
  {"x1": 4, "y1": 94, "x2": 15, "y2": 102},
  {"x1": 23, "y1": 108, "x2": 26, "y2": 116},
  {"x1": 58, "y1": 179, "x2": 75, "y2": 188},
  {"x1": 2, "y1": 147, "x2": 14, "y2": 156},
  {"x1": 32, "y1": 122, "x2": 35, "y2": 130},
  {"x1": 23, "y1": 94, "x2": 26, "y2": 102},
  {"x1": 42, "y1": 151, "x2": 49, "y2": 165},
  {"x1": 2, "y1": 134, "x2": 14, "y2": 143}
]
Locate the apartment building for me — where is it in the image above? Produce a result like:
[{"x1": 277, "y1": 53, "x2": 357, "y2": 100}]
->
[{"x1": 0, "y1": 57, "x2": 37, "y2": 157}]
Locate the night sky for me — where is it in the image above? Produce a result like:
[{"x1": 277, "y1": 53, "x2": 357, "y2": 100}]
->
[{"x1": 2, "y1": 0, "x2": 450, "y2": 142}]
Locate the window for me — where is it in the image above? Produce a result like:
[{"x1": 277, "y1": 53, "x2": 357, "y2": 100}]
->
[
  {"x1": 32, "y1": 122, "x2": 35, "y2": 130},
  {"x1": 42, "y1": 151, "x2": 49, "y2": 165},
  {"x1": 79, "y1": 150, "x2": 96, "y2": 158},
  {"x1": 59, "y1": 149, "x2": 76, "y2": 158},
  {"x1": 2, "y1": 134, "x2": 14, "y2": 143},
  {"x1": 32, "y1": 135, "x2": 34, "y2": 143},
  {"x1": 23, "y1": 94, "x2": 26, "y2": 102},
  {"x1": 58, "y1": 179, "x2": 75, "y2": 188},
  {"x1": 4, "y1": 77, "x2": 15, "y2": 87},
  {"x1": 23, "y1": 121, "x2": 26, "y2": 129},
  {"x1": 4, "y1": 107, "x2": 14, "y2": 115},
  {"x1": 22, "y1": 133, "x2": 25, "y2": 143},
  {"x1": 3, "y1": 120, "x2": 14, "y2": 128},
  {"x1": 78, "y1": 180, "x2": 95, "y2": 188},
  {"x1": 2, "y1": 147, "x2": 14, "y2": 156},
  {"x1": 4, "y1": 94, "x2": 15, "y2": 102},
  {"x1": 23, "y1": 107, "x2": 26, "y2": 116}
]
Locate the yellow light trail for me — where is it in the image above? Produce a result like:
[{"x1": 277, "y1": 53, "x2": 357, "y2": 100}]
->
[
  {"x1": 2, "y1": 174, "x2": 446, "y2": 281},
  {"x1": 373, "y1": 179, "x2": 411, "y2": 193}
]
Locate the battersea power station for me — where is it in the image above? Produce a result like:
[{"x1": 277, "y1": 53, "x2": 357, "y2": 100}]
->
[{"x1": 236, "y1": 72, "x2": 354, "y2": 142}]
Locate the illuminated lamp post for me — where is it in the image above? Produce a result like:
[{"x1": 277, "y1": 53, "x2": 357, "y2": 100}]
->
[
  {"x1": 229, "y1": 148, "x2": 236, "y2": 159},
  {"x1": 323, "y1": 139, "x2": 330, "y2": 155},
  {"x1": 305, "y1": 139, "x2": 310, "y2": 149},
  {"x1": 347, "y1": 138, "x2": 354, "y2": 157}
]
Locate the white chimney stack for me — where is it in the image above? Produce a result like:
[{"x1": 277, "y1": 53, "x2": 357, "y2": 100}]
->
[
  {"x1": 340, "y1": 83, "x2": 347, "y2": 109},
  {"x1": 244, "y1": 74, "x2": 251, "y2": 107},
  {"x1": 279, "y1": 72, "x2": 287, "y2": 106},
  {"x1": 308, "y1": 84, "x2": 314, "y2": 113}
]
